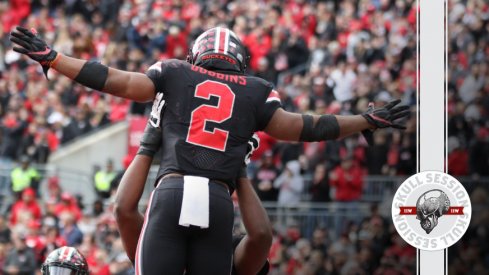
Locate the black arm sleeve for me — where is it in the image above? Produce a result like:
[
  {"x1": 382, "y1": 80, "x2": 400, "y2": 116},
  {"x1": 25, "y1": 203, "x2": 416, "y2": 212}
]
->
[
  {"x1": 74, "y1": 61, "x2": 108, "y2": 91},
  {"x1": 299, "y1": 114, "x2": 340, "y2": 141}
]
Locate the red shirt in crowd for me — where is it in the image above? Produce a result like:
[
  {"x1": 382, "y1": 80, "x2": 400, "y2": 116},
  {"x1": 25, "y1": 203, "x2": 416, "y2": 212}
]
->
[
  {"x1": 385, "y1": 243, "x2": 416, "y2": 262},
  {"x1": 448, "y1": 149, "x2": 469, "y2": 176},
  {"x1": 109, "y1": 98, "x2": 130, "y2": 122},
  {"x1": 166, "y1": 30, "x2": 188, "y2": 59},
  {"x1": 10, "y1": 188, "x2": 42, "y2": 225},
  {"x1": 86, "y1": 250, "x2": 111, "y2": 275},
  {"x1": 26, "y1": 234, "x2": 45, "y2": 252},
  {"x1": 268, "y1": 237, "x2": 284, "y2": 273},
  {"x1": 330, "y1": 163, "x2": 364, "y2": 202},
  {"x1": 54, "y1": 202, "x2": 82, "y2": 221},
  {"x1": 26, "y1": 222, "x2": 47, "y2": 264},
  {"x1": 54, "y1": 195, "x2": 82, "y2": 221},
  {"x1": 87, "y1": 259, "x2": 110, "y2": 275},
  {"x1": 243, "y1": 32, "x2": 272, "y2": 71},
  {"x1": 1, "y1": 0, "x2": 30, "y2": 32}
]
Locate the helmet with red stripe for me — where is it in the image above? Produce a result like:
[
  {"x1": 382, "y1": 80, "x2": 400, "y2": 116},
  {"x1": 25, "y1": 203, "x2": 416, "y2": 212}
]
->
[
  {"x1": 187, "y1": 27, "x2": 249, "y2": 73},
  {"x1": 41, "y1": 246, "x2": 89, "y2": 275}
]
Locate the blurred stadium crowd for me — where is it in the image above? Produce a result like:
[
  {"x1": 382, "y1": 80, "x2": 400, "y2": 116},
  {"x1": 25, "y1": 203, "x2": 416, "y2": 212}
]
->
[{"x1": 0, "y1": 0, "x2": 487, "y2": 274}]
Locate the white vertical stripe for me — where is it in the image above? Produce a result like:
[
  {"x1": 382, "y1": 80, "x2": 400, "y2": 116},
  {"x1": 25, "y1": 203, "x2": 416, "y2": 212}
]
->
[
  {"x1": 214, "y1": 27, "x2": 221, "y2": 53},
  {"x1": 444, "y1": 1, "x2": 449, "y2": 273},
  {"x1": 60, "y1": 247, "x2": 68, "y2": 261},
  {"x1": 224, "y1": 29, "x2": 230, "y2": 54},
  {"x1": 416, "y1": 0, "x2": 420, "y2": 177},
  {"x1": 420, "y1": 0, "x2": 444, "y2": 169},
  {"x1": 418, "y1": 0, "x2": 446, "y2": 274},
  {"x1": 67, "y1": 248, "x2": 74, "y2": 261},
  {"x1": 445, "y1": 0, "x2": 449, "y2": 175}
]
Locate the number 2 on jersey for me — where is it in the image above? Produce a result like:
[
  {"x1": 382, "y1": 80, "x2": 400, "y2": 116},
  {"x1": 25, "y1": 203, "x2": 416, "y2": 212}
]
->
[{"x1": 186, "y1": 80, "x2": 235, "y2": 151}]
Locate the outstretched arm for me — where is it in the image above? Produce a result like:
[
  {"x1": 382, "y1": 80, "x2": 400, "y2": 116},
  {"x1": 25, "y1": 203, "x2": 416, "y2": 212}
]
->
[
  {"x1": 10, "y1": 26, "x2": 155, "y2": 102},
  {"x1": 233, "y1": 134, "x2": 272, "y2": 275},
  {"x1": 264, "y1": 100, "x2": 410, "y2": 142},
  {"x1": 113, "y1": 154, "x2": 151, "y2": 264},
  {"x1": 53, "y1": 55, "x2": 155, "y2": 102},
  {"x1": 233, "y1": 176, "x2": 272, "y2": 275},
  {"x1": 113, "y1": 107, "x2": 162, "y2": 263},
  {"x1": 264, "y1": 108, "x2": 372, "y2": 141}
]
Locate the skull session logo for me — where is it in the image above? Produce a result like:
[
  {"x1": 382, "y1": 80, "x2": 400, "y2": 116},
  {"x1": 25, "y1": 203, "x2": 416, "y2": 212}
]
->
[
  {"x1": 392, "y1": 171, "x2": 471, "y2": 251},
  {"x1": 416, "y1": 190, "x2": 451, "y2": 234}
]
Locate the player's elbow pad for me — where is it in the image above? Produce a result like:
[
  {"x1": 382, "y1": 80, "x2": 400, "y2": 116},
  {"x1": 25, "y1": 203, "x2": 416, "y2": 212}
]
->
[
  {"x1": 74, "y1": 61, "x2": 109, "y2": 91},
  {"x1": 299, "y1": 114, "x2": 340, "y2": 141}
]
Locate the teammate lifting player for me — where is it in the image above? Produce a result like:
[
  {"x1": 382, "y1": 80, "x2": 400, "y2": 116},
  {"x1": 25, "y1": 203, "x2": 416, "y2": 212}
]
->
[
  {"x1": 10, "y1": 26, "x2": 409, "y2": 274},
  {"x1": 114, "y1": 110, "x2": 270, "y2": 274}
]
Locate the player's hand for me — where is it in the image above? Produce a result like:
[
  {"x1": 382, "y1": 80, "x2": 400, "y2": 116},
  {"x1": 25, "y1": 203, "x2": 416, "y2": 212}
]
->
[
  {"x1": 9, "y1": 26, "x2": 58, "y2": 78},
  {"x1": 361, "y1": 99, "x2": 410, "y2": 146},
  {"x1": 244, "y1": 133, "x2": 260, "y2": 164},
  {"x1": 362, "y1": 99, "x2": 410, "y2": 129}
]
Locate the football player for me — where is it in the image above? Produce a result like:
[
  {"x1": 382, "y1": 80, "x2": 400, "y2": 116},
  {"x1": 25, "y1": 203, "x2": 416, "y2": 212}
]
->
[
  {"x1": 114, "y1": 112, "x2": 270, "y2": 275},
  {"x1": 11, "y1": 26, "x2": 409, "y2": 274}
]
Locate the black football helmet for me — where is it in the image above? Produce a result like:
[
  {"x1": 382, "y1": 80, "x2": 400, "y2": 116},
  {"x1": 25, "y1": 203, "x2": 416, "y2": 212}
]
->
[
  {"x1": 41, "y1": 246, "x2": 89, "y2": 275},
  {"x1": 187, "y1": 27, "x2": 249, "y2": 73}
]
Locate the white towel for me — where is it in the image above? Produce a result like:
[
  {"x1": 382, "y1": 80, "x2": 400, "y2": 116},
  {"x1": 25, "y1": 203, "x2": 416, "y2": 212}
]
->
[{"x1": 179, "y1": 176, "x2": 210, "y2": 228}]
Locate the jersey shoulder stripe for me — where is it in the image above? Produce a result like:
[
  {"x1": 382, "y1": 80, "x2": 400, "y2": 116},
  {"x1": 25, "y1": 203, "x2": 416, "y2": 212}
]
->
[{"x1": 266, "y1": 89, "x2": 281, "y2": 104}]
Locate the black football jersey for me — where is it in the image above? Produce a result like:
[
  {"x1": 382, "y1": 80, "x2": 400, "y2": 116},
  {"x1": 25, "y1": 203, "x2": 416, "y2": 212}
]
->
[{"x1": 146, "y1": 59, "x2": 281, "y2": 189}]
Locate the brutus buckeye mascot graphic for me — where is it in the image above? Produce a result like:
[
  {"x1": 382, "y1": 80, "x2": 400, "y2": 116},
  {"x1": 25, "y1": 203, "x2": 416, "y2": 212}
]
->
[{"x1": 416, "y1": 190, "x2": 450, "y2": 234}]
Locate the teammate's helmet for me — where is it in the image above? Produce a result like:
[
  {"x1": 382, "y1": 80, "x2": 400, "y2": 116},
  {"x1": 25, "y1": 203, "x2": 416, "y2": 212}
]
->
[
  {"x1": 41, "y1": 246, "x2": 89, "y2": 275},
  {"x1": 187, "y1": 27, "x2": 249, "y2": 73}
]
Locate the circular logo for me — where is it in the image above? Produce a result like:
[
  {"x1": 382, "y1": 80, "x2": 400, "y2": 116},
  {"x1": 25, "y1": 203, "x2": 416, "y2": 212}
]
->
[{"x1": 391, "y1": 171, "x2": 472, "y2": 251}]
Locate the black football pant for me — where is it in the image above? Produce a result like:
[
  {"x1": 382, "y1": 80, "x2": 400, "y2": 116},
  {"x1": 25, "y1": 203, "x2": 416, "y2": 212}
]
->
[{"x1": 135, "y1": 177, "x2": 234, "y2": 275}]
